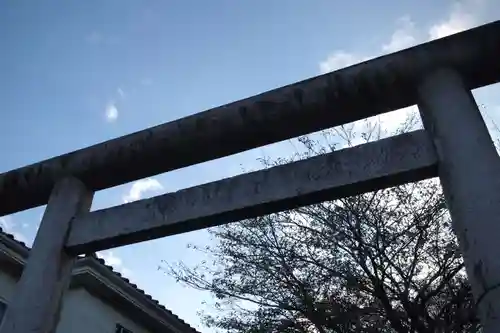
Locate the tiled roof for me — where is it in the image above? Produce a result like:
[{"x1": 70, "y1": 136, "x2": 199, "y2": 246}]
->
[
  {"x1": 0, "y1": 226, "x2": 201, "y2": 333},
  {"x1": 0, "y1": 228, "x2": 27, "y2": 248}
]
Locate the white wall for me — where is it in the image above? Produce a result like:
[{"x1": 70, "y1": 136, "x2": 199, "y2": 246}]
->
[
  {"x1": 0, "y1": 269, "x2": 151, "y2": 333},
  {"x1": 56, "y1": 288, "x2": 151, "y2": 333},
  {"x1": 0, "y1": 270, "x2": 17, "y2": 305}
]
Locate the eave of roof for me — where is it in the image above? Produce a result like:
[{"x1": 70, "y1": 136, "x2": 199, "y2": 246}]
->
[{"x1": 0, "y1": 227, "x2": 201, "y2": 333}]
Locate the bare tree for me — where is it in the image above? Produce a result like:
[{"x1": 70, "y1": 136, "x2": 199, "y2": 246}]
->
[{"x1": 164, "y1": 114, "x2": 479, "y2": 333}]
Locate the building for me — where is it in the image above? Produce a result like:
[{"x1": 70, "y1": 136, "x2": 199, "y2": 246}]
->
[{"x1": 0, "y1": 227, "x2": 200, "y2": 333}]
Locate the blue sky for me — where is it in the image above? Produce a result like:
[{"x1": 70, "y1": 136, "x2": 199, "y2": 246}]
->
[{"x1": 1, "y1": 0, "x2": 499, "y2": 331}]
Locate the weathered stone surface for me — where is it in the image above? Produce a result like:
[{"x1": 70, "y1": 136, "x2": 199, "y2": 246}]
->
[
  {"x1": 418, "y1": 68, "x2": 500, "y2": 333},
  {"x1": 0, "y1": 21, "x2": 499, "y2": 216},
  {"x1": 66, "y1": 130, "x2": 438, "y2": 253},
  {"x1": 0, "y1": 178, "x2": 93, "y2": 333}
]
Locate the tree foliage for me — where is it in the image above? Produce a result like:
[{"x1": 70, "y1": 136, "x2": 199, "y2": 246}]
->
[{"x1": 165, "y1": 116, "x2": 479, "y2": 333}]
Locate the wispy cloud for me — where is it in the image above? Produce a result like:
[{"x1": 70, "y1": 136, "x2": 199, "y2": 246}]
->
[
  {"x1": 123, "y1": 178, "x2": 164, "y2": 203},
  {"x1": 117, "y1": 88, "x2": 125, "y2": 98},
  {"x1": 105, "y1": 101, "x2": 119, "y2": 122},
  {"x1": 319, "y1": 48, "x2": 420, "y2": 131},
  {"x1": 320, "y1": 16, "x2": 420, "y2": 74},
  {"x1": 0, "y1": 216, "x2": 29, "y2": 245},
  {"x1": 382, "y1": 16, "x2": 418, "y2": 53},
  {"x1": 97, "y1": 250, "x2": 133, "y2": 277},
  {"x1": 319, "y1": 0, "x2": 489, "y2": 75},
  {"x1": 103, "y1": 86, "x2": 126, "y2": 123},
  {"x1": 319, "y1": 51, "x2": 368, "y2": 74},
  {"x1": 140, "y1": 78, "x2": 153, "y2": 86},
  {"x1": 428, "y1": 2, "x2": 479, "y2": 40},
  {"x1": 317, "y1": 0, "x2": 490, "y2": 132}
]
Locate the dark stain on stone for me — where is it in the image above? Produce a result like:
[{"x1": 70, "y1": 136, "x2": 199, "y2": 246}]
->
[
  {"x1": 293, "y1": 88, "x2": 303, "y2": 107},
  {"x1": 474, "y1": 259, "x2": 488, "y2": 290},
  {"x1": 461, "y1": 228, "x2": 470, "y2": 252}
]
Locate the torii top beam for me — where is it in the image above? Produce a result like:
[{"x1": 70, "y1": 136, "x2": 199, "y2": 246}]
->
[{"x1": 0, "y1": 21, "x2": 499, "y2": 216}]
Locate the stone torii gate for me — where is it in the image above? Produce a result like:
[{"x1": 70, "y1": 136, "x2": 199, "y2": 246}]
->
[{"x1": 1, "y1": 21, "x2": 500, "y2": 333}]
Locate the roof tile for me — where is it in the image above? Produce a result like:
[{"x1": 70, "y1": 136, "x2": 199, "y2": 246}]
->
[{"x1": 0, "y1": 227, "x2": 201, "y2": 333}]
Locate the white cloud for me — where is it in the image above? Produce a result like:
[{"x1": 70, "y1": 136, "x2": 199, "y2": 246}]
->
[
  {"x1": 123, "y1": 178, "x2": 164, "y2": 203},
  {"x1": 104, "y1": 89, "x2": 125, "y2": 122},
  {"x1": 382, "y1": 16, "x2": 418, "y2": 53},
  {"x1": 319, "y1": 16, "x2": 418, "y2": 74},
  {"x1": 117, "y1": 88, "x2": 125, "y2": 98},
  {"x1": 0, "y1": 216, "x2": 13, "y2": 232},
  {"x1": 0, "y1": 216, "x2": 29, "y2": 245},
  {"x1": 97, "y1": 250, "x2": 133, "y2": 277},
  {"x1": 319, "y1": 52, "x2": 369, "y2": 74},
  {"x1": 319, "y1": 16, "x2": 417, "y2": 74},
  {"x1": 316, "y1": 0, "x2": 492, "y2": 153},
  {"x1": 318, "y1": 14, "x2": 434, "y2": 140},
  {"x1": 428, "y1": 2, "x2": 478, "y2": 40},
  {"x1": 97, "y1": 250, "x2": 122, "y2": 267},
  {"x1": 105, "y1": 102, "x2": 118, "y2": 122},
  {"x1": 140, "y1": 78, "x2": 153, "y2": 86},
  {"x1": 319, "y1": 0, "x2": 490, "y2": 74},
  {"x1": 121, "y1": 267, "x2": 134, "y2": 277}
]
